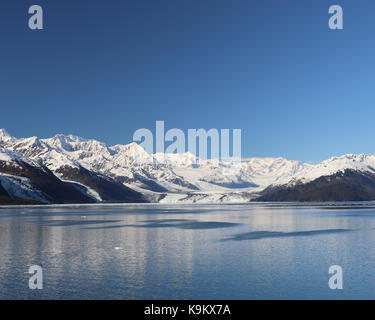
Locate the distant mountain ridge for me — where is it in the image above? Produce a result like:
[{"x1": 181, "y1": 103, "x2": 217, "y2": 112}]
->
[{"x1": 2, "y1": 128, "x2": 375, "y2": 204}]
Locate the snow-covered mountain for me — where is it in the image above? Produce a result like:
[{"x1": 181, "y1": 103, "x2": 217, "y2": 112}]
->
[{"x1": 2, "y1": 128, "x2": 375, "y2": 204}]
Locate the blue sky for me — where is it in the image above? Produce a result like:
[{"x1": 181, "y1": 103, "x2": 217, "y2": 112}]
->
[{"x1": 1, "y1": 0, "x2": 374, "y2": 162}]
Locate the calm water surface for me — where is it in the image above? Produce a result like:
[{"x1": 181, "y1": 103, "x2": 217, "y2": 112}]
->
[{"x1": 1, "y1": 203, "x2": 375, "y2": 299}]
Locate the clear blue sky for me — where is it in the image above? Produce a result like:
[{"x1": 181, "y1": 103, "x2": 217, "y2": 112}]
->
[{"x1": 1, "y1": 0, "x2": 374, "y2": 162}]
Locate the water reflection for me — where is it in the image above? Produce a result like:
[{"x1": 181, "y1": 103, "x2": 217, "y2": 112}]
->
[
  {"x1": 223, "y1": 229, "x2": 354, "y2": 241},
  {"x1": 1, "y1": 204, "x2": 375, "y2": 299},
  {"x1": 83, "y1": 219, "x2": 241, "y2": 230},
  {"x1": 34, "y1": 219, "x2": 123, "y2": 227}
]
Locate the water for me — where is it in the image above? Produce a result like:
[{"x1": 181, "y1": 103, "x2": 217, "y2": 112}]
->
[{"x1": 1, "y1": 202, "x2": 375, "y2": 300}]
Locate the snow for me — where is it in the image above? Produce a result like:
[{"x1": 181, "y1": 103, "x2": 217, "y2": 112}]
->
[
  {"x1": 0, "y1": 128, "x2": 15, "y2": 145},
  {"x1": 0, "y1": 146, "x2": 41, "y2": 168},
  {"x1": 58, "y1": 178, "x2": 102, "y2": 202},
  {"x1": 0, "y1": 173, "x2": 50, "y2": 203},
  {"x1": 160, "y1": 191, "x2": 253, "y2": 204},
  {"x1": 3, "y1": 128, "x2": 375, "y2": 204},
  {"x1": 0, "y1": 147, "x2": 14, "y2": 162},
  {"x1": 159, "y1": 193, "x2": 188, "y2": 203},
  {"x1": 288, "y1": 154, "x2": 375, "y2": 185}
]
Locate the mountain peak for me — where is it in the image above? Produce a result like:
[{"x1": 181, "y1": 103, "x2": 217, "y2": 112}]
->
[
  {"x1": 111, "y1": 142, "x2": 147, "y2": 153},
  {"x1": 0, "y1": 128, "x2": 15, "y2": 144},
  {"x1": 52, "y1": 133, "x2": 86, "y2": 143},
  {"x1": 0, "y1": 128, "x2": 11, "y2": 137}
]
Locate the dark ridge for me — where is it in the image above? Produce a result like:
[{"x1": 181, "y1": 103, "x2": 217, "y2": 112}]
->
[
  {"x1": 255, "y1": 169, "x2": 375, "y2": 202},
  {"x1": 0, "y1": 180, "x2": 9, "y2": 198},
  {"x1": 0, "y1": 160, "x2": 95, "y2": 204},
  {"x1": 0, "y1": 195, "x2": 44, "y2": 205},
  {"x1": 55, "y1": 165, "x2": 146, "y2": 203}
]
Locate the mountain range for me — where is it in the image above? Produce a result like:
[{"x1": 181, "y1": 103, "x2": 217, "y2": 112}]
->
[{"x1": 1, "y1": 128, "x2": 375, "y2": 204}]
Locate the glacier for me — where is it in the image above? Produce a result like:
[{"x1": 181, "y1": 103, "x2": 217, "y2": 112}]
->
[{"x1": 2, "y1": 128, "x2": 375, "y2": 204}]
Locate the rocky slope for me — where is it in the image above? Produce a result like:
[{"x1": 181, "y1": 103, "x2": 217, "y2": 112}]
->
[{"x1": 2, "y1": 128, "x2": 375, "y2": 204}]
